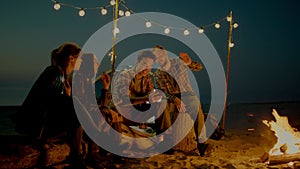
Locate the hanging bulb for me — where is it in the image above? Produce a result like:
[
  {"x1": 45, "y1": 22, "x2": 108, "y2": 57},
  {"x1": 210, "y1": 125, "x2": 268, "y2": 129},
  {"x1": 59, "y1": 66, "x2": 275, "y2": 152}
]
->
[
  {"x1": 164, "y1": 27, "x2": 170, "y2": 34},
  {"x1": 108, "y1": 51, "x2": 113, "y2": 57},
  {"x1": 215, "y1": 22, "x2": 220, "y2": 29},
  {"x1": 101, "y1": 7, "x2": 107, "y2": 15},
  {"x1": 118, "y1": 10, "x2": 124, "y2": 16},
  {"x1": 112, "y1": 27, "x2": 120, "y2": 34},
  {"x1": 198, "y1": 27, "x2": 204, "y2": 33},
  {"x1": 226, "y1": 16, "x2": 232, "y2": 22},
  {"x1": 110, "y1": 0, "x2": 116, "y2": 6},
  {"x1": 125, "y1": 10, "x2": 131, "y2": 17},
  {"x1": 146, "y1": 21, "x2": 152, "y2": 28},
  {"x1": 233, "y1": 23, "x2": 239, "y2": 28},
  {"x1": 183, "y1": 29, "x2": 190, "y2": 36},
  {"x1": 109, "y1": 51, "x2": 117, "y2": 61},
  {"x1": 229, "y1": 42, "x2": 234, "y2": 48},
  {"x1": 53, "y1": 2, "x2": 61, "y2": 10},
  {"x1": 79, "y1": 8, "x2": 85, "y2": 16}
]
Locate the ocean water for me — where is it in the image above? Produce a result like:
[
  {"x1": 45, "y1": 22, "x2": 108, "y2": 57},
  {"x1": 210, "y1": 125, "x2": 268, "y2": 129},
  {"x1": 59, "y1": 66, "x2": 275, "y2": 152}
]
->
[{"x1": 0, "y1": 106, "x2": 20, "y2": 135}]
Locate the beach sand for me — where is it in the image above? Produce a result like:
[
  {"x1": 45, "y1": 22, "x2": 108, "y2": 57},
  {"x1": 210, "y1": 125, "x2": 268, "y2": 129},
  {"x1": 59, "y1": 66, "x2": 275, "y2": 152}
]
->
[{"x1": 0, "y1": 102, "x2": 299, "y2": 169}]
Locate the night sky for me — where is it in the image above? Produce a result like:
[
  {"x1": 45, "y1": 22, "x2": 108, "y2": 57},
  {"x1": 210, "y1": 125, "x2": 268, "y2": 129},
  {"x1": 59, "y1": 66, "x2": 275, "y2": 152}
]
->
[{"x1": 0, "y1": 0, "x2": 299, "y2": 105}]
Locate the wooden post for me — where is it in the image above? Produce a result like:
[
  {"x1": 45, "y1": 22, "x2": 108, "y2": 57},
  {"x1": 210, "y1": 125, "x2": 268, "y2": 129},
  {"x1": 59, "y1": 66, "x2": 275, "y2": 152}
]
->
[
  {"x1": 222, "y1": 11, "x2": 233, "y2": 130},
  {"x1": 111, "y1": 0, "x2": 119, "y2": 79}
]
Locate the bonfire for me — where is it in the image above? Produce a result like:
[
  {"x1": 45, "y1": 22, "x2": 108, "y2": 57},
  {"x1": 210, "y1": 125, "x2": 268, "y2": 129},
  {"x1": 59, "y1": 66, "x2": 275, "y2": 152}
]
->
[{"x1": 262, "y1": 109, "x2": 300, "y2": 167}]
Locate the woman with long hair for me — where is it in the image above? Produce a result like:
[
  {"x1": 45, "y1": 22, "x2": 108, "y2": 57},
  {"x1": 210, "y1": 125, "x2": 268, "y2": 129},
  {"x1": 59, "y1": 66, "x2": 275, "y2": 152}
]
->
[{"x1": 12, "y1": 42, "x2": 87, "y2": 168}]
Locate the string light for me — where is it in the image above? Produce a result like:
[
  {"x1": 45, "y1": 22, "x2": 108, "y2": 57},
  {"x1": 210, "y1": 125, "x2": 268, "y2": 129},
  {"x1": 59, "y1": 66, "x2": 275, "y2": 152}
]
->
[
  {"x1": 113, "y1": 27, "x2": 120, "y2": 34},
  {"x1": 78, "y1": 8, "x2": 85, "y2": 16},
  {"x1": 226, "y1": 16, "x2": 232, "y2": 22},
  {"x1": 183, "y1": 29, "x2": 190, "y2": 36},
  {"x1": 49, "y1": 0, "x2": 238, "y2": 46},
  {"x1": 215, "y1": 22, "x2": 220, "y2": 29},
  {"x1": 53, "y1": 2, "x2": 60, "y2": 10},
  {"x1": 164, "y1": 27, "x2": 170, "y2": 34},
  {"x1": 101, "y1": 7, "x2": 107, "y2": 15},
  {"x1": 146, "y1": 21, "x2": 152, "y2": 28},
  {"x1": 110, "y1": 0, "x2": 116, "y2": 6},
  {"x1": 198, "y1": 27, "x2": 204, "y2": 33},
  {"x1": 119, "y1": 10, "x2": 124, "y2": 16},
  {"x1": 233, "y1": 23, "x2": 239, "y2": 28},
  {"x1": 125, "y1": 10, "x2": 131, "y2": 17},
  {"x1": 229, "y1": 42, "x2": 234, "y2": 48}
]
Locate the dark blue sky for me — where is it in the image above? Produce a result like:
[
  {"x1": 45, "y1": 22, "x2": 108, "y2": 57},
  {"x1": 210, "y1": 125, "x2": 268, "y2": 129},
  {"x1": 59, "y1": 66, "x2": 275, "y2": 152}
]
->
[{"x1": 0, "y1": 0, "x2": 300, "y2": 105}]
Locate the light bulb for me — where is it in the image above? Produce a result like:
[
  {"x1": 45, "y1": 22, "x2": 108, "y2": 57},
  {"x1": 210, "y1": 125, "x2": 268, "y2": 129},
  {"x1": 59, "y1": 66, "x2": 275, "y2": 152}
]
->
[
  {"x1": 146, "y1": 21, "x2": 152, "y2": 28},
  {"x1": 125, "y1": 10, "x2": 131, "y2": 17},
  {"x1": 226, "y1": 16, "x2": 232, "y2": 22},
  {"x1": 198, "y1": 27, "x2": 204, "y2": 33},
  {"x1": 233, "y1": 23, "x2": 239, "y2": 28},
  {"x1": 113, "y1": 27, "x2": 120, "y2": 34},
  {"x1": 183, "y1": 29, "x2": 190, "y2": 36},
  {"x1": 110, "y1": 0, "x2": 116, "y2": 6},
  {"x1": 101, "y1": 7, "x2": 107, "y2": 15},
  {"x1": 164, "y1": 27, "x2": 170, "y2": 34},
  {"x1": 229, "y1": 42, "x2": 234, "y2": 48},
  {"x1": 215, "y1": 23, "x2": 220, "y2": 29},
  {"x1": 79, "y1": 9, "x2": 85, "y2": 16},
  {"x1": 108, "y1": 51, "x2": 113, "y2": 56},
  {"x1": 54, "y1": 2, "x2": 60, "y2": 10},
  {"x1": 119, "y1": 10, "x2": 124, "y2": 16}
]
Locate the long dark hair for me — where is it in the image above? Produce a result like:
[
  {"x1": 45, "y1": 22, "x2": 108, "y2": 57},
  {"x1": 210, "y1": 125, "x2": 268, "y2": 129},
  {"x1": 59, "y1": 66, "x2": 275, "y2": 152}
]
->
[{"x1": 53, "y1": 42, "x2": 81, "y2": 69}]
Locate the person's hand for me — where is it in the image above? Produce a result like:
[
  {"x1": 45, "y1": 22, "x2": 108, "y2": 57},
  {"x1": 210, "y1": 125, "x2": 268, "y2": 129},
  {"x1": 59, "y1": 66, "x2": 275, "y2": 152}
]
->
[
  {"x1": 173, "y1": 97, "x2": 186, "y2": 113},
  {"x1": 179, "y1": 52, "x2": 192, "y2": 65},
  {"x1": 100, "y1": 72, "x2": 111, "y2": 90},
  {"x1": 65, "y1": 86, "x2": 71, "y2": 96},
  {"x1": 149, "y1": 89, "x2": 163, "y2": 103}
]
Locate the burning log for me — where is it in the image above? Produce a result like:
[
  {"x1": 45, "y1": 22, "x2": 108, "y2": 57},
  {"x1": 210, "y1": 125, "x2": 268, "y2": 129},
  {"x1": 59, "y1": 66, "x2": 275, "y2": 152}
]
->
[
  {"x1": 261, "y1": 109, "x2": 300, "y2": 166},
  {"x1": 268, "y1": 152, "x2": 300, "y2": 165}
]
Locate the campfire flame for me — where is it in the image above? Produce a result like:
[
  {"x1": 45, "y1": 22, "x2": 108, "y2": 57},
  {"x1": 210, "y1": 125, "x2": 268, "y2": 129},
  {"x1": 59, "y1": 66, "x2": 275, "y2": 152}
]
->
[{"x1": 262, "y1": 109, "x2": 300, "y2": 155}]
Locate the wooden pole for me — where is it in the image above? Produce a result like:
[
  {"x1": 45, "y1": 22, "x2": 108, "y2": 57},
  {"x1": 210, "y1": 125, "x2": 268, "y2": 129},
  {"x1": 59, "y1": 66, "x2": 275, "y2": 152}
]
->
[
  {"x1": 111, "y1": 0, "x2": 119, "y2": 79},
  {"x1": 222, "y1": 11, "x2": 233, "y2": 130}
]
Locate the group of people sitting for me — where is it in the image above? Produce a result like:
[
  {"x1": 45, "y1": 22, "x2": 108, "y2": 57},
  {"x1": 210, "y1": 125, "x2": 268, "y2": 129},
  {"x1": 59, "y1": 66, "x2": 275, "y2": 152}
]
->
[{"x1": 11, "y1": 42, "x2": 209, "y2": 168}]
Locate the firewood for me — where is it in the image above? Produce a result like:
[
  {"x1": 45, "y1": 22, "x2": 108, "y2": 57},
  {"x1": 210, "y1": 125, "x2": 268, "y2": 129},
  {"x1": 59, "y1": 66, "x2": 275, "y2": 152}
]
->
[
  {"x1": 280, "y1": 144, "x2": 288, "y2": 154},
  {"x1": 269, "y1": 152, "x2": 300, "y2": 165},
  {"x1": 261, "y1": 152, "x2": 269, "y2": 163}
]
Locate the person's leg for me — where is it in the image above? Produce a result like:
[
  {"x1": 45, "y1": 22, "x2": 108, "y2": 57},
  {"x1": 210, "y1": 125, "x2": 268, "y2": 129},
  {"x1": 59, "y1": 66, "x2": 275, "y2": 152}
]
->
[
  {"x1": 69, "y1": 126, "x2": 83, "y2": 156},
  {"x1": 194, "y1": 103, "x2": 207, "y2": 143},
  {"x1": 66, "y1": 126, "x2": 88, "y2": 169},
  {"x1": 183, "y1": 95, "x2": 208, "y2": 156},
  {"x1": 155, "y1": 101, "x2": 173, "y2": 135},
  {"x1": 35, "y1": 139, "x2": 48, "y2": 168},
  {"x1": 183, "y1": 96, "x2": 206, "y2": 142}
]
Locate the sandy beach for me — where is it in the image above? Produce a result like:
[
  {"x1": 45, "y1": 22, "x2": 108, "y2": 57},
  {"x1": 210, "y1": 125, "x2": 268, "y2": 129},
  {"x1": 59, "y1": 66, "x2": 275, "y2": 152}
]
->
[{"x1": 0, "y1": 102, "x2": 300, "y2": 169}]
